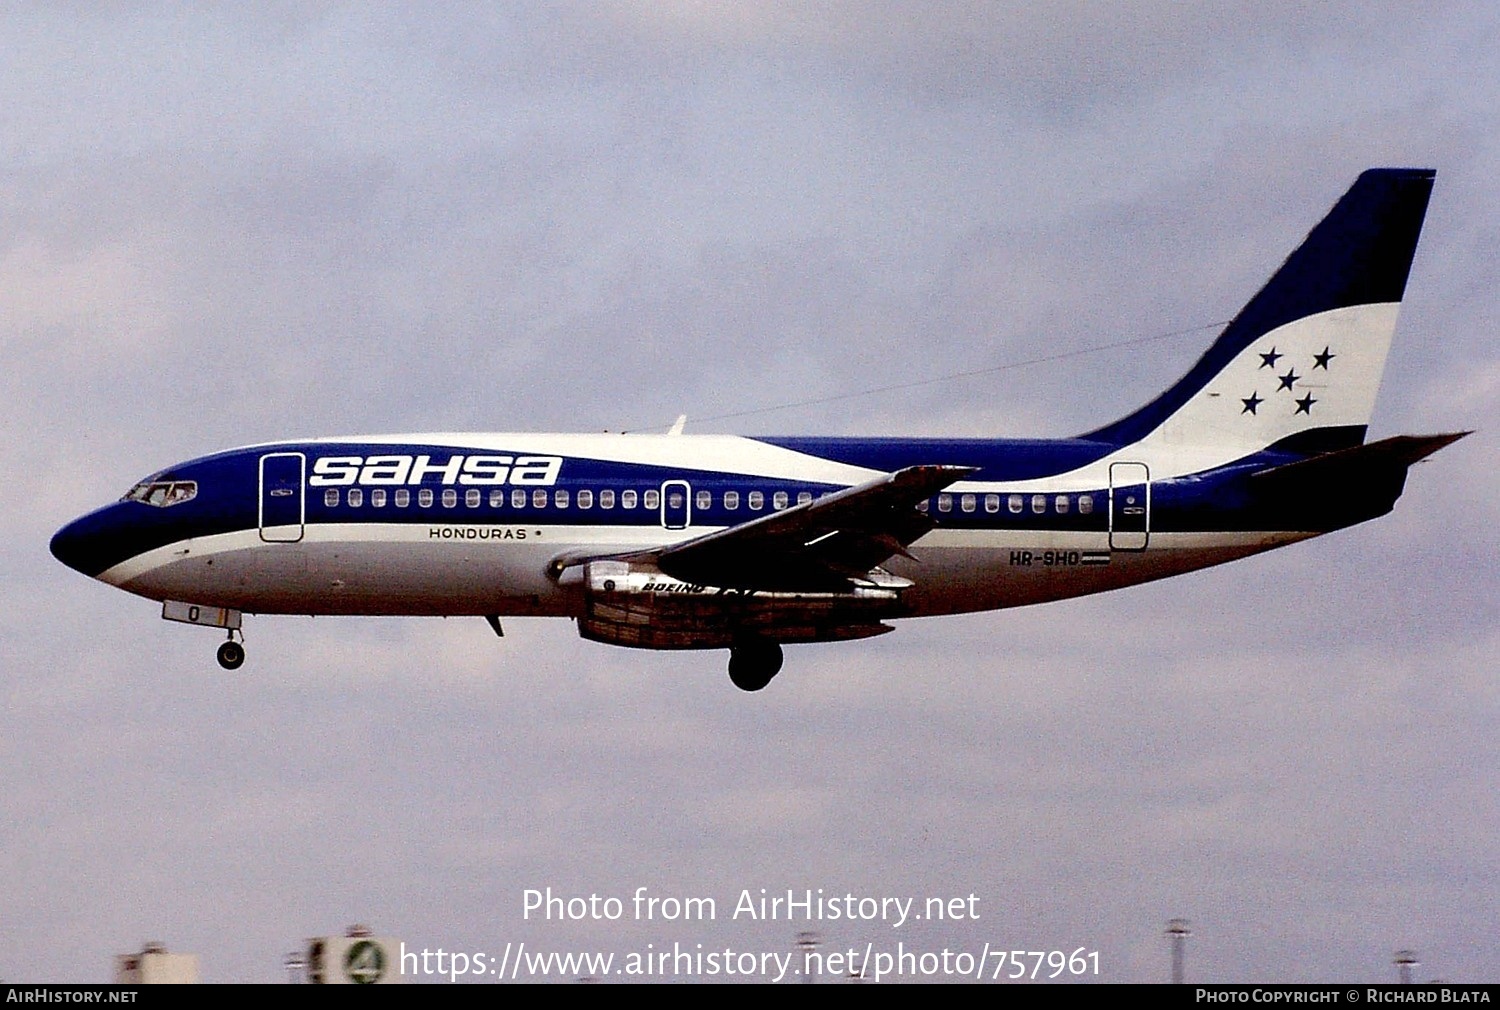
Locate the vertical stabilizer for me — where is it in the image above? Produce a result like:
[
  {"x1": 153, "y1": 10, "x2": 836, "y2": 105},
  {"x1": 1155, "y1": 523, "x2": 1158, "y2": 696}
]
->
[{"x1": 1083, "y1": 169, "x2": 1435, "y2": 462}]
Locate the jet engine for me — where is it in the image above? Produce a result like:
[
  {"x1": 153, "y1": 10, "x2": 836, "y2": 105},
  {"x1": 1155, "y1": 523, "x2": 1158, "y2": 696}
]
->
[{"x1": 575, "y1": 559, "x2": 906, "y2": 653}]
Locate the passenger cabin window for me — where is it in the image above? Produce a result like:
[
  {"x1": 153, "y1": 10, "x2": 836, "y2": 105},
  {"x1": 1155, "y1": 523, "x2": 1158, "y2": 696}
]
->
[
  {"x1": 1078, "y1": 494, "x2": 1093, "y2": 515},
  {"x1": 622, "y1": 490, "x2": 638, "y2": 509},
  {"x1": 961, "y1": 494, "x2": 975, "y2": 513},
  {"x1": 466, "y1": 489, "x2": 481, "y2": 508},
  {"x1": 600, "y1": 489, "x2": 615, "y2": 509},
  {"x1": 773, "y1": 491, "x2": 789, "y2": 510},
  {"x1": 323, "y1": 488, "x2": 338, "y2": 507},
  {"x1": 985, "y1": 493, "x2": 999, "y2": 513},
  {"x1": 554, "y1": 489, "x2": 569, "y2": 508},
  {"x1": 348, "y1": 488, "x2": 363, "y2": 508},
  {"x1": 395, "y1": 488, "x2": 410, "y2": 507},
  {"x1": 937, "y1": 494, "x2": 952, "y2": 513},
  {"x1": 532, "y1": 489, "x2": 547, "y2": 508},
  {"x1": 749, "y1": 491, "x2": 764, "y2": 510},
  {"x1": 371, "y1": 489, "x2": 387, "y2": 508},
  {"x1": 917, "y1": 499, "x2": 929, "y2": 512},
  {"x1": 488, "y1": 489, "x2": 504, "y2": 508},
  {"x1": 644, "y1": 489, "x2": 660, "y2": 509},
  {"x1": 724, "y1": 490, "x2": 739, "y2": 510},
  {"x1": 419, "y1": 488, "x2": 434, "y2": 508},
  {"x1": 511, "y1": 489, "x2": 526, "y2": 508},
  {"x1": 442, "y1": 489, "x2": 458, "y2": 508},
  {"x1": 1031, "y1": 494, "x2": 1045, "y2": 514},
  {"x1": 696, "y1": 490, "x2": 711, "y2": 510},
  {"x1": 578, "y1": 490, "x2": 593, "y2": 509},
  {"x1": 666, "y1": 490, "x2": 683, "y2": 509},
  {"x1": 797, "y1": 491, "x2": 812, "y2": 506},
  {"x1": 1055, "y1": 495, "x2": 1069, "y2": 514},
  {"x1": 1008, "y1": 494, "x2": 1023, "y2": 514}
]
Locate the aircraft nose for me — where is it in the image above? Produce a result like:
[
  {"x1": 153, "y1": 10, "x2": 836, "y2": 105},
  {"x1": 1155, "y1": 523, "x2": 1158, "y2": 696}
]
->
[{"x1": 50, "y1": 507, "x2": 126, "y2": 579}]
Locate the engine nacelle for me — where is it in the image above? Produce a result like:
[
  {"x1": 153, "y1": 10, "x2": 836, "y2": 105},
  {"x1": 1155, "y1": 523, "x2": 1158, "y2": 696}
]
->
[{"x1": 577, "y1": 559, "x2": 908, "y2": 650}]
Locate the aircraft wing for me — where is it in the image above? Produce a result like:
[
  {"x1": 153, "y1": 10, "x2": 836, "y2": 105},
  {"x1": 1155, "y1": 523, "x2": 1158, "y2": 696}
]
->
[
  {"x1": 627, "y1": 464, "x2": 974, "y2": 592},
  {"x1": 540, "y1": 464, "x2": 975, "y2": 592}
]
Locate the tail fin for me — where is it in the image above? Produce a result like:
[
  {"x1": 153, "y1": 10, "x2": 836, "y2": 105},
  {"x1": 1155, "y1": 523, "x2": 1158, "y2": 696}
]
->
[{"x1": 1083, "y1": 168, "x2": 1435, "y2": 460}]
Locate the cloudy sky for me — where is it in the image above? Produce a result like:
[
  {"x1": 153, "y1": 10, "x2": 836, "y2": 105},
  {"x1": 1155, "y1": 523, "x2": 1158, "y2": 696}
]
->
[{"x1": 3, "y1": 3, "x2": 1497, "y2": 983}]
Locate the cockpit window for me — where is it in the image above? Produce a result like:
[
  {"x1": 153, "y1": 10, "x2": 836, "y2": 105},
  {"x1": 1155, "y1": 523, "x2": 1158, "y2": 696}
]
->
[{"x1": 123, "y1": 480, "x2": 197, "y2": 507}]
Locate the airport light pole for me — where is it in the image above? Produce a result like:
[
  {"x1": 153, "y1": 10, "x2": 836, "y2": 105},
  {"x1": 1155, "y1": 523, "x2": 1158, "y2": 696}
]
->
[
  {"x1": 1166, "y1": 918, "x2": 1192, "y2": 985},
  {"x1": 796, "y1": 931, "x2": 819, "y2": 984}
]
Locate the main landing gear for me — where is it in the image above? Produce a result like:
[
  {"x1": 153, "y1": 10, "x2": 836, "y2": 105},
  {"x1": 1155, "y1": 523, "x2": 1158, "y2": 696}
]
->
[
  {"x1": 727, "y1": 639, "x2": 783, "y2": 692},
  {"x1": 216, "y1": 631, "x2": 245, "y2": 670}
]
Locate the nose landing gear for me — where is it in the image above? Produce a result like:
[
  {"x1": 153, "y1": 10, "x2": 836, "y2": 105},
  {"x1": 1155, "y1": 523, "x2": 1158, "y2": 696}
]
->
[
  {"x1": 216, "y1": 631, "x2": 245, "y2": 670},
  {"x1": 160, "y1": 602, "x2": 247, "y2": 671}
]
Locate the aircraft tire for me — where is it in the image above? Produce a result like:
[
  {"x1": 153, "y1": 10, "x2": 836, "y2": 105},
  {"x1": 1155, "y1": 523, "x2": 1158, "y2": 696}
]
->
[
  {"x1": 217, "y1": 640, "x2": 245, "y2": 671},
  {"x1": 727, "y1": 640, "x2": 783, "y2": 692}
]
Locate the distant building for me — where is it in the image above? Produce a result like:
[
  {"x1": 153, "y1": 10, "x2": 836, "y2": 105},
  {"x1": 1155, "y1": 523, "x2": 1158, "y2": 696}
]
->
[
  {"x1": 114, "y1": 942, "x2": 199, "y2": 984},
  {"x1": 305, "y1": 924, "x2": 404, "y2": 985}
]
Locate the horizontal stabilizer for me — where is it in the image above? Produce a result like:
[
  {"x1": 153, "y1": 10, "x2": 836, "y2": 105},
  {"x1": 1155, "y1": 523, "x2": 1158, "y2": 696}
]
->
[
  {"x1": 1248, "y1": 431, "x2": 1468, "y2": 529},
  {"x1": 1251, "y1": 431, "x2": 1470, "y2": 487}
]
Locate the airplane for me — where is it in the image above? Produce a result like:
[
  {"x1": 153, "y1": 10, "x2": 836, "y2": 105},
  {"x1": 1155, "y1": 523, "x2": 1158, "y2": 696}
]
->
[{"x1": 51, "y1": 168, "x2": 1467, "y2": 691}]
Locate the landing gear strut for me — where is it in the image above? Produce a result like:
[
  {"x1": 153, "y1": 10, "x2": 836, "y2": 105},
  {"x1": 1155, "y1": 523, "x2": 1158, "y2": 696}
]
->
[
  {"x1": 727, "y1": 640, "x2": 783, "y2": 692},
  {"x1": 216, "y1": 631, "x2": 245, "y2": 670}
]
